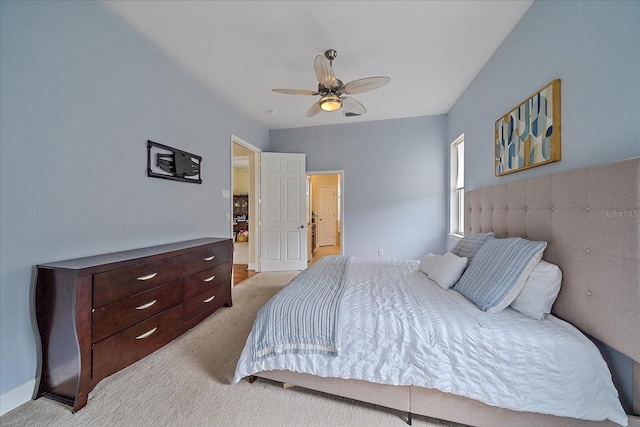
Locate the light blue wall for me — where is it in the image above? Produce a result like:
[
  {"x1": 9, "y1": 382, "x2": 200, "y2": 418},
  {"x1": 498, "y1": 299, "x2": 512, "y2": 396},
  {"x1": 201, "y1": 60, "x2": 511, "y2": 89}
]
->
[
  {"x1": 448, "y1": 0, "x2": 640, "y2": 190},
  {"x1": 447, "y1": 0, "x2": 639, "y2": 410},
  {"x1": 0, "y1": 1, "x2": 268, "y2": 397},
  {"x1": 270, "y1": 115, "x2": 448, "y2": 260}
]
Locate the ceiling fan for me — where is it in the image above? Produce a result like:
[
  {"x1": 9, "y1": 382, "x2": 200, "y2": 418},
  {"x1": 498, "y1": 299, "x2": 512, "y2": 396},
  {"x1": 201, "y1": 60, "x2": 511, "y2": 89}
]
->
[{"x1": 272, "y1": 49, "x2": 390, "y2": 117}]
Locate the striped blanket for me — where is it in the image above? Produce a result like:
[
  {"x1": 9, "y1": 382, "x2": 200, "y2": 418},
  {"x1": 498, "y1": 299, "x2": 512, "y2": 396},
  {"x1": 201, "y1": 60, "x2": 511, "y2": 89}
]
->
[{"x1": 251, "y1": 255, "x2": 351, "y2": 361}]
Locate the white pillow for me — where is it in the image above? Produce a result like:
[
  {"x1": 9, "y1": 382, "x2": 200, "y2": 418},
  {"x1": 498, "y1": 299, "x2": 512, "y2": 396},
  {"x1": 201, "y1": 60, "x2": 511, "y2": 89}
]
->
[
  {"x1": 418, "y1": 253, "x2": 440, "y2": 275},
  {"x1": 510, "y1": 260, "x2": 562, "y2": 320},
  {"x1": 427, "y1": 252, "x2": 468, "y2": 290}
]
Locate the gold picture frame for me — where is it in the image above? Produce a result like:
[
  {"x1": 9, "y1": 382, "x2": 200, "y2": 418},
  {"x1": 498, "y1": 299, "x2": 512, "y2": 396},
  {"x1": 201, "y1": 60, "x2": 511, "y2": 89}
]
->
[{"x1": 495, "y1": 79, "x2": 561, "y2": 176}]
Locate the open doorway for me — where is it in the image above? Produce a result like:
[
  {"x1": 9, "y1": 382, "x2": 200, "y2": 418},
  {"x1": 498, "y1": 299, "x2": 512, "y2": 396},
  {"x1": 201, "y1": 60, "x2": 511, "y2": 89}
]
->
[
  {"x1": 307, "y1": 171, "x2": 344, "y2": 264},
  {"x1": 231, "y1": 138, "x2": 310, "y2": 280},
  {"x1": 231, "y1": 136, "x2": 260, "y2": 285}
]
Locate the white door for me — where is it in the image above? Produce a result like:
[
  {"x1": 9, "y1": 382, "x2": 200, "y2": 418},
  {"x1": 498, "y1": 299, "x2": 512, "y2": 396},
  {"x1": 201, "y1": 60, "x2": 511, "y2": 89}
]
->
[
  {"x1": 317, "y1": 185, "x2": 337, "y2": 247},
  {"x1": 259, "y1": 152, "x2": 307, "y2": 271}
]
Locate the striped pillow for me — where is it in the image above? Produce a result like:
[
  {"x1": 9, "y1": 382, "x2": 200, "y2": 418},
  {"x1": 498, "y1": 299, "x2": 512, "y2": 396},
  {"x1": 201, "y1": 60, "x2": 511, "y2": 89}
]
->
[
  {"x1": 450, "y1": 232, "x2": 493, "y2": 266},
  {"x1": 453, "y1": 237, "x2": 547, "y2": 313}
]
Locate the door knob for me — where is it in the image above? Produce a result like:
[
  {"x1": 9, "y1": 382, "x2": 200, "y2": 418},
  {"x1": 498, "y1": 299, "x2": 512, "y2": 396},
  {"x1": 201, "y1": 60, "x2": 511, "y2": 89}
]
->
[{"x1": 298, "y1": 225, "x2": 305, "y2": 229}]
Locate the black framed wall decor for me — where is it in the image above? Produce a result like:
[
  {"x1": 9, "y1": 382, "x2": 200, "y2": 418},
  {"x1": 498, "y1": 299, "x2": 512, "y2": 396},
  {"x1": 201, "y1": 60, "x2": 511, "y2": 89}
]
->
[{"x1": 147, "y1": 140, "x2": 202, "y2": 184}]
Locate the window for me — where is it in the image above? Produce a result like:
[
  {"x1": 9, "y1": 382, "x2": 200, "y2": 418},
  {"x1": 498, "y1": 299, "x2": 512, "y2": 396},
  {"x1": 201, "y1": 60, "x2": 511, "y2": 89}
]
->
[{"x1": 450, "y1": 135, "x2": 464, "y2": 236}]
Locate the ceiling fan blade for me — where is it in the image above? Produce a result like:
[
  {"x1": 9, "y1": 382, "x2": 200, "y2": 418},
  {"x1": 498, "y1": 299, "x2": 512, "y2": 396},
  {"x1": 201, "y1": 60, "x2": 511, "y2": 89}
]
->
[
  {"x1": 314, "y1": 55, "x2": 337, "y2": 87},
  {"x1": 306, "y1": 101, "x2": 322, "y2": 117},
  {"x1": 272, "y1": 89, "x2": 318, "y2": 95},
  {"x1": 343, "y1": 76, "x2": 390, "y2": 95},
  {"x1": 342, "y1": 97, "x2": 367, "y2": 115}
]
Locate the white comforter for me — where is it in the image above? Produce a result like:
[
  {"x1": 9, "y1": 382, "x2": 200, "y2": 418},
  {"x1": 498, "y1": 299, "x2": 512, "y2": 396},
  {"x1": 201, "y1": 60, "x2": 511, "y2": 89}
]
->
[{"x1": 234, "y1": 257, "x2": 628, "y2": 426}]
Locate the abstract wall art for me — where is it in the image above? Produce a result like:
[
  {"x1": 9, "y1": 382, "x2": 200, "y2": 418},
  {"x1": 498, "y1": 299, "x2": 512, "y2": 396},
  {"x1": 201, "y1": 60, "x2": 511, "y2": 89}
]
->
[{"x1": 495, "y1": 79, "x2": 561, "y2": 176}]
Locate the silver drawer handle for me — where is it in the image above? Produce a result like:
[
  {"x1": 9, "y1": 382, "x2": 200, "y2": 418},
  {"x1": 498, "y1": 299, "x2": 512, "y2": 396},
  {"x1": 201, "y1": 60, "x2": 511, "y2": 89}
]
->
[
  {"x1": 204, "y1": 255, "x2": 216, "y2": 261},
  {"x1": 135, "y1": 300, "x2": 157, "y2": 310},
  {"x1": 136, "y1": 272, "x2": 157, "y2": 281},
  {"x1": 203, "y1": 295, "x2": 215, "y2": 303},
  {"x1": 135, "y1": 327, "x2": 157, "y2": 340},
  {"x1": 204, "y1": 275, "x2": 216, "y2": 282}
]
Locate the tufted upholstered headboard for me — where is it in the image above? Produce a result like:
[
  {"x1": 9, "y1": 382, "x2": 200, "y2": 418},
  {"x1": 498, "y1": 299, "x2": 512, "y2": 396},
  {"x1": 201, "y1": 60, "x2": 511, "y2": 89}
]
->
[{"x1": 465, "y1": 156, "x2": 640, "y2": 415}]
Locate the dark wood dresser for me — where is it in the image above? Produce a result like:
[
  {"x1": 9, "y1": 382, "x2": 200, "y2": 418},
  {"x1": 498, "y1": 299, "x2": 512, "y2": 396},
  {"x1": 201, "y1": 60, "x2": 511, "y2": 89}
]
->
[{"x1": 35, "y1": 237, "x2": 232, "y2": 412}]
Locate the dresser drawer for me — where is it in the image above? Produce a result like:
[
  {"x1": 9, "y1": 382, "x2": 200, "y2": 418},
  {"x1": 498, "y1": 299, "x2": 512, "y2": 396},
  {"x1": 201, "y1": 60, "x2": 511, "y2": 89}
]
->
[
  {"x1": 183, "y1": 263, "x2": 230, "y2": 299},
  {"x1": 92, "y1": 282, "x2": 183, "y2": 343},
  {"x1": 92, "y1": 304, "x2": 183, "y2": 380},
  {"x1": 93, "y1": 258, "x2": 183, "y2": 307},
  {"x1": 183, "y1": 282, "x2": 230, "y2": 321},
  {"x1": 180, "y1": 245, "x2": 230, "y2": 276}
]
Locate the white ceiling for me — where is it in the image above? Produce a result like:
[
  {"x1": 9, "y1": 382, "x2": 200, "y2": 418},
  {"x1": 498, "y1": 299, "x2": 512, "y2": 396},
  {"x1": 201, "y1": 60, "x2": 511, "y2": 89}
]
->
[{"x1": 102, "y1": 1, "x2": 533, "y2": 130}]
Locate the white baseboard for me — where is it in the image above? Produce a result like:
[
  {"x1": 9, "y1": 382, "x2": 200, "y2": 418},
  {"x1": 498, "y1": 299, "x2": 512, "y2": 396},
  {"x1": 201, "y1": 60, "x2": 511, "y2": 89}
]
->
[{"x1": 0, "y1": 379, "x2": 35, "y2": 416}]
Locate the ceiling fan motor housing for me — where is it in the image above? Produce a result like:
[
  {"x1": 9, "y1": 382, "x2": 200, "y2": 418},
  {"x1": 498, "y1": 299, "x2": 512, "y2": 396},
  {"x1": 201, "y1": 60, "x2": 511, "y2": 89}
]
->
[{"x1": 318, "y1": 79, "x2": 344, "y2": 96}]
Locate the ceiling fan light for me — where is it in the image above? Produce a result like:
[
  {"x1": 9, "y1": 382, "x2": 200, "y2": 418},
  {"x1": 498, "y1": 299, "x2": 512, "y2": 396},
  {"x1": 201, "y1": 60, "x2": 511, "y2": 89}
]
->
[{"x1": 319, "y1": 95, "x2": 342, "y2": 112}]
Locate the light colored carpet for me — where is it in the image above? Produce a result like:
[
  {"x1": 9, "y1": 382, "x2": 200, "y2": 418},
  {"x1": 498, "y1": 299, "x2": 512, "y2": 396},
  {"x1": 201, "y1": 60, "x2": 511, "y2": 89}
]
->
[{"x1": 1, "y1": 272, "x2": 462, "y2": 427}]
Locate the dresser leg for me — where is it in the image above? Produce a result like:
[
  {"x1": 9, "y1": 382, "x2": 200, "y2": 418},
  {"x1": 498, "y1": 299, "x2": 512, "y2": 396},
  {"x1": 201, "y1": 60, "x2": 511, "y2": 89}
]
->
[{"x1": 72, "y1": 393, "x2": 89, "y2": 413}]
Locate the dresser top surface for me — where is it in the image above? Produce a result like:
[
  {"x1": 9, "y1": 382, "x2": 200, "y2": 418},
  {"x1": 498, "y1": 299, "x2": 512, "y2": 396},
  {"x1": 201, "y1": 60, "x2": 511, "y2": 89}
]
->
[{"x1": 38, "y1": 238, "x2": 231, "y2": 271}]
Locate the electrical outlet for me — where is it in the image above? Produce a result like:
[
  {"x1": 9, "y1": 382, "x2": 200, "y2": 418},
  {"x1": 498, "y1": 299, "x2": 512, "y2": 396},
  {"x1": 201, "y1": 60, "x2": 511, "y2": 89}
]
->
[
  {"x1": 378, "y1": 249, "x2": 383, "y2": 256},
  {"x1": 224, "y1": 213, "x2": 230, "y2": 221}
]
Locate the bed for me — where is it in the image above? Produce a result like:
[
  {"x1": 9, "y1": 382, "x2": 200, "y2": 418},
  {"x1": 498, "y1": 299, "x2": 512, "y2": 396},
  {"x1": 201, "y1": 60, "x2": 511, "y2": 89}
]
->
[{"x1": 234, "y1": 157, "x2": 640, "y2": 427}]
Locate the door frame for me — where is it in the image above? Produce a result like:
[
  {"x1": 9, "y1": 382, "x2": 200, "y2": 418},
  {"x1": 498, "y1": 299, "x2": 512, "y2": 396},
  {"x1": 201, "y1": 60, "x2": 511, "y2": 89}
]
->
[
  {"x1": 231, "y1": 135, "x2": 261, "y2": 272},
  {"x1": 307, "y1": 170, "x2": 344, "y2": 255}
]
